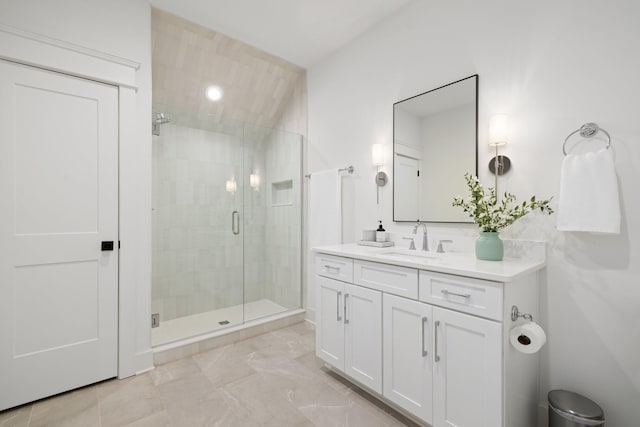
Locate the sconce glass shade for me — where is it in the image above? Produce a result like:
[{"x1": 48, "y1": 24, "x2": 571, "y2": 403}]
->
[
  {"x1": 372, "y1": 143, "x2": 384, "y2": 166},
  {"x1": 249, "y1": 173, "x2": 260, "y2": 190},
  {"x1": 488, "y1": 114, "x2": 512, "y2": 183},
  {"x1": 225, "y1": 179, "x2": 237, "y2": 193},
  {"x1": 489, "y1": 114, "x2": 509, "y2": 146}
]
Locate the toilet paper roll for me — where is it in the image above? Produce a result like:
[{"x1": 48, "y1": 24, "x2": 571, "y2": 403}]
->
[{"x1": 509, "y1": 322, "x2": 546, "y2": 354}]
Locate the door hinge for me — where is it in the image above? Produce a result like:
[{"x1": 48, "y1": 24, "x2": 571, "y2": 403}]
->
[{"x1": 151, "y1": 313, "x2": 160, "y2": 328}]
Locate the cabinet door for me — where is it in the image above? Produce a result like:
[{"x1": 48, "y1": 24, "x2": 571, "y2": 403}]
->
[
  {"x1": 315, "y1": 276, "x2": 344, "y2": 370},
  {"x1": 344, "y1": 283, "x2": 382, "y2": 393},
  {"x1": 383, "y1": 294, "x2": 433, "y2": 423},
  {"x1": 433, "y1": 306, "x2": 502, "y2": 427}
]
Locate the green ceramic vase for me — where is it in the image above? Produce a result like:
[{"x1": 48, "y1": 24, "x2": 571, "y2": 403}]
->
[{"x1": 475, "y1": 231, "x2": 503, "y2": 261}]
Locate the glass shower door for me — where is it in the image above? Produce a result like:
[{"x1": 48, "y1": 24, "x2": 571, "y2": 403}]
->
[{"x1": 151, "y1": 113, "x2": 246, "y2": 345}]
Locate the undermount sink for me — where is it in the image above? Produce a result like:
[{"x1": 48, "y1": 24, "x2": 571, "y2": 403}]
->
[{"x1": 377, "y1": 249, "x2": 443, "y2": 262}]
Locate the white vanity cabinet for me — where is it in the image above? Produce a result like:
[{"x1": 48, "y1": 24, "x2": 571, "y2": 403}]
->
[
  {"x1": 383, "y1": 293, "x2": 433, "y2": 423},
  {"x1": 314, "y1": 245, "x2": 543, "y2": 427},
  {"x1": 316, "y1": 275, "x2": 345, "y2": 368},
  {"x1": 315, "y1": 255, "x2": 383, "y2": 393},
  {"x1": 431, "y1": 305, "x2": 502, "y2": 427},
  {"x1": 420, "y1": 270, "x2": 503, "y2": 426}
]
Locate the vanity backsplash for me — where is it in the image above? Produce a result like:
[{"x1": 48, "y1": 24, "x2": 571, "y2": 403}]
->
[{"x1": 378, "y1": 228, "x2": 546, "y2": 263}]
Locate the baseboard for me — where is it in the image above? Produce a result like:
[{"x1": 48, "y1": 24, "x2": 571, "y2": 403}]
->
[
  {"x1": 135, "y1": 365, "x2": 155, "y2": 375},
  {"x1": 135, "y1": 349, "x2": 154, "y2": 375},
  {"x1": 538, "y1": 402, "x2": 548, "y2": 427},
  {"x1": 305, "y1": 307, "x2": 316, "y2": 323}
]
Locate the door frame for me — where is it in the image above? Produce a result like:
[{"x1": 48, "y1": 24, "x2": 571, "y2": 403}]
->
[{"x1": 0, "y1": 23, "x2": 153, "y2": 378}]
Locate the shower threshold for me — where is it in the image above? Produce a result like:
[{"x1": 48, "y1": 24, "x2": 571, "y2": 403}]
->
[{"x1": 151, "y1": 299, "x2": 287, "y2": 347}]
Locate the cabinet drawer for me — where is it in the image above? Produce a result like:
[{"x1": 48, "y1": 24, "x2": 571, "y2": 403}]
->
[
  {"x1": 354, "y1": 260, "x2": 418, "y2": 299},
  {"x1": 316, "y1": 254, "x2": 353, "y2": 283},
  {"x1": 419, "y1": 271, "x2": 503, "y2": 321}
]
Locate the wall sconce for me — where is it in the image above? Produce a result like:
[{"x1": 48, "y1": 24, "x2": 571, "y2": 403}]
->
[
  {"x1": 488, "y1": 114, "x2": 511, "y2": 189},
  {"x1": 249, "y1": 173, "x2": 260, "y2": 191},
  {"x1": 225, "y1": 178, "x2": 237, "y2": 194},
  {"x1": 372, "y1": 143, "x2": 388, "y2": 204}
]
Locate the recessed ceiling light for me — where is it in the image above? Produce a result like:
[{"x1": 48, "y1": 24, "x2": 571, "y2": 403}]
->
[{"x1": 206, "y1": 85, "x2": 223, "y2": 102}]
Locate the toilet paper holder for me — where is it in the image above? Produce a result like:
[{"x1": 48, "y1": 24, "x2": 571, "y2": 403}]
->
[{"x1": 511, "y1": 305, "x2": 533, "y2": 322}]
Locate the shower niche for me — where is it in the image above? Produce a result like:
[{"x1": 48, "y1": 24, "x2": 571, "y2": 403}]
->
[{"x1": 271, "y1": 179, "x2": 293, "y2": 207}]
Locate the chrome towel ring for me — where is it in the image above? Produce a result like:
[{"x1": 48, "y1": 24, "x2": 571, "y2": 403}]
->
[{"x1": 562, "y1": 122, "x2": 611, "y2": 156}]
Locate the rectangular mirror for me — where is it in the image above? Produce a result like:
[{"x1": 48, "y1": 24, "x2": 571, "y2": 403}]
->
[{"x1": 393, "y1": 74, "x2": 478, "y2": 223}]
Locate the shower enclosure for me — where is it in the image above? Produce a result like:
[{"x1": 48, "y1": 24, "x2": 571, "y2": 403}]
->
[{"x1": 151, "y1": 107, "x2": 302, "y2": 346}]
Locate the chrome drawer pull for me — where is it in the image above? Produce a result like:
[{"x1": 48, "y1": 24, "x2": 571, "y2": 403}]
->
[
  {"x1": 421, "y1": 316, "x2": 428, "y2": 357},
  {"x1": 434, "y1": 320, "x2": 441, "y2": 362},
  {"x1": 441, "y1": 289, "x2": 471, "y2": 300},
  {"x1": 324, "y1": 265, "x2": 341, "y2": 273},
  {"x1": 336, "y1": 291, "x2": 342, "y2": 321},
  {"x1": 344, "y1": 294, "x2": 349, "y2": 324}
]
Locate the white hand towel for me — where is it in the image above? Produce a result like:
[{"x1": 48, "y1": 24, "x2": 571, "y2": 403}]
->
[
  {"x1": 309, "y1": 169, "x2": 342, "y2": 248},
  {"x1": 557, "y1": 148, "x2": 620, "y2": 234}
]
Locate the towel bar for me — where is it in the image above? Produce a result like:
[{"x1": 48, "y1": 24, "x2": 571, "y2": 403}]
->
[
  {"x1": 305, "y1": 165, "x2": 354, "y2": 179},
  {"x1": 562, "y1": 122, "x2": 611, "y2": 156}
]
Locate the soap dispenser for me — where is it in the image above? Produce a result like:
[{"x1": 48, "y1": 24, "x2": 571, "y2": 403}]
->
[{"x1": 376, "y1": 220, "x2": 386, "y2": 242}]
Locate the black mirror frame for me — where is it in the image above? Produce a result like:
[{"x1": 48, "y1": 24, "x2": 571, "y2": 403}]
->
[{"x1": 392, "y1": 74, "x2": 479, "y2": 223}]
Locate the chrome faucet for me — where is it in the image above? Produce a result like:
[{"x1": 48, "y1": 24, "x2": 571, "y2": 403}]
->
[{"x1": 412, "y1": 221, "x2": 429, "y2": 251}]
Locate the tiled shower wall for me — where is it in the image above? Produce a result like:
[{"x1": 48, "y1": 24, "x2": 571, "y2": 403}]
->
[
  {"x1": 242, "y1": 131, "x2": 269, "y2": 306},
  {"x1": 263, "y1": 132, "x2": 302, "y2": 310}
]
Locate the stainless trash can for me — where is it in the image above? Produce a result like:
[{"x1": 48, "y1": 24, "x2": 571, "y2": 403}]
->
[{"x1": 548, "y1": 390, "x2": 605, "y2": 427}]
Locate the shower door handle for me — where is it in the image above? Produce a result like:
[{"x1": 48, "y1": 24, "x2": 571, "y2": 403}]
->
[{"x1": 232, "y1": 211, "x2": 240, "y2": 235}]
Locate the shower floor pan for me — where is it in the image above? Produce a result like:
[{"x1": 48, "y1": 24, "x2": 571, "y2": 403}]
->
[{"x1": 151, "y1": 299, "x2": 287, "y2": 346}]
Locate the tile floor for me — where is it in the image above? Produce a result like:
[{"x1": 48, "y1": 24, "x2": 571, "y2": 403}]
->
[{"x1": 0, "y1": 322, "x2": 422, "y2": 427}]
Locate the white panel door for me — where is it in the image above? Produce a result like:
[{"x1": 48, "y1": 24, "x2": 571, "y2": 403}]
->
[
  {"x1": 0, "y1": 60, "x2": 119, "y2": 411},
  {"x1": 383, "y1": 294, "x2": 432, "y2": 423},
  {"x1": 344, "y1": 283, "x2": 382, "y2": 393},
  {"x1": 433, "y1": 306, "x2": 502, "y2": 427},
  {"x1": 315, "y1": 276, "x2": 345, "y2": 369}
]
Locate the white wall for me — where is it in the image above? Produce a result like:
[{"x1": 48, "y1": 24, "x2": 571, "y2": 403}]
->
[
  {"x1": 0, "y1": 0, "x2": 153, "y2": 374},
  {"x1": 308, "y1": 0, "x2": 640, "y2": 425}
]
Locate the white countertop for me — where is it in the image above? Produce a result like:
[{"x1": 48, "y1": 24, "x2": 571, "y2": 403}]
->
[{"x1": 312, "y1": 243, "x2": 545, "y2": 282}]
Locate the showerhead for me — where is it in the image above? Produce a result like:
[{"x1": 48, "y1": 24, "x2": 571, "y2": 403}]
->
[
  {"x1": 152, "y1": 112, "x2": 170, "y2": 136},
  {"x1": 155, "y1": 112, "x2": 170, "y2": 124}
]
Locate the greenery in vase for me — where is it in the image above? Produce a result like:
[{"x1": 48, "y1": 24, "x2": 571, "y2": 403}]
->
[{"x1": 452, "y1": 173, "x2": 554, "y2": 232}]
